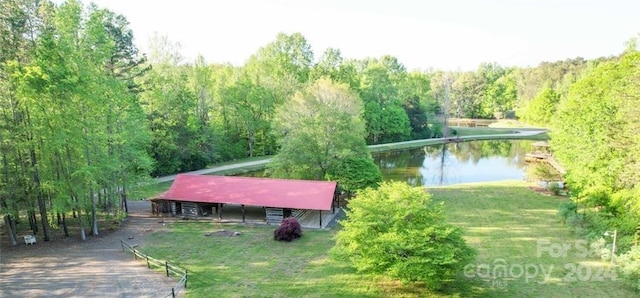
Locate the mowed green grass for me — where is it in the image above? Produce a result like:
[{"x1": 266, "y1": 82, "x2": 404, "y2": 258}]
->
[
  {"x1": 142, "y1": 223, "x2": 432, "y2": 297},
  {"x1": 140, "y1": 181, "x2": 636, "y2": 297},
  {"x1": 430, "y1": 181, "x2": 634, "y2": 297},
  {"x1": 452, "y1": 126, "x2": 516, "y2": 136}
]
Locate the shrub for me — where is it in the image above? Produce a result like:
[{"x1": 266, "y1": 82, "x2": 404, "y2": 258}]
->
[
  {"x1": 565, "y1": 212, "x2": 589, "y2": 236},
  {"x1": 548, "y1": 182, "x2": 561, "y2": 195},
  {"x1": 428, "y1": 123, "x2": 443, "y2": 138},
  {"x1": 557, "y1": 201, "x2": 577, "y2": 223},
  {"x1": 274, "y1": 217, "x2": 302, "y2": 242},
  {"x1": 589, "y1": 237, "x2": 608, "y2": 259},
  {"x1": 332, "y1": 182, "x2": 476, "y2": 290},
  {"x1": 617, "y1": 245, "x2": 640, "y2": 292}
]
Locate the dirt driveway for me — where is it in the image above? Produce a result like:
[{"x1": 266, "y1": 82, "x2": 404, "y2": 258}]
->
[{"x1": 0, "y1": 201, "x2": 178, "y2": 298}]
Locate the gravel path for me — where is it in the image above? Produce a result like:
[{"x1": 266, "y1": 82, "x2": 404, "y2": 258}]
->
[
  {"x1": 368, "y1": 129, "x2": 548, "y2": 151},
  {"x1": 155, "y1": 158, "x2": 271, "y2": 183},
  {"x1": 0, "y1": 201, "x2": 178, "y2": 298}
]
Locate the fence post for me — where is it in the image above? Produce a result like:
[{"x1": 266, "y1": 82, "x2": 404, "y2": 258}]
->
[
  {"x1": 165, "y1": 261, "x2": 169, "y2": 277},
  {"x1": 185, "y1": 270, "x2": 188, "y2": 289},
  {"x1": 146, "y1": 256, "x2": 150, "y2": 268},
  {"x1": 171, "y1": 288, "x2": 175, "y2": 298},
  {"x1": 133, "y1": 248, "x2": 137, "y2": 260}
]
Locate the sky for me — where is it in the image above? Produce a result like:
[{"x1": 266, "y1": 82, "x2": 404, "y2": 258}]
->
[{"x1": 81, "y1": 0, "x2": 639, "y2": 71}]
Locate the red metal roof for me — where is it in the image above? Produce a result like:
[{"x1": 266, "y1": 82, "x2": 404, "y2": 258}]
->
[{"x1": 160, "y1": 174, "x2": 336, "y2": 211}]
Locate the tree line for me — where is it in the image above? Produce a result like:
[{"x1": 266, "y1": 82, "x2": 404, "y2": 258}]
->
[
  {"x1": 531, "y1": 41, "x2": 640, "y2": 288},
  {"x1": 1, "y1": 0, "x2": 151, "y2": 244},
  {"x1": 551, "y1": 44, "x2": 640, "y2": 252},
  {"x1": 1, "y1": 0, "x2": 631, "y2": 245}
]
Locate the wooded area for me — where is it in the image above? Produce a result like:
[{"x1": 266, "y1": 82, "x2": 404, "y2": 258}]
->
[
  {"x1": 1, "y1": 0, "x2": 637, "y2": 246},
  {"x1": 551, "y1": 46, "x2": 640, "y2": 253}
]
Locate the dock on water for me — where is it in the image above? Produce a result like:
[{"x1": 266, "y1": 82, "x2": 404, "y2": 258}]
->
[{"x1": 525, "y1": 141, "x2": 567, "y2": 175}]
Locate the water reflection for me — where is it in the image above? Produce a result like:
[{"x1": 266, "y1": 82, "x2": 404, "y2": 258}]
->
[{"x1": 374, "y1": 140, "x2": 533, "y2": 187}]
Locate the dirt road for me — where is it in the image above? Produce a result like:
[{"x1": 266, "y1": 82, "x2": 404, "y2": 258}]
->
[
  {"x1": 155, "y1": 158, "x2": 271, "y2": 183},
  {"x1": 0, "y1": 201, "x2": 177, "y2": 298}
]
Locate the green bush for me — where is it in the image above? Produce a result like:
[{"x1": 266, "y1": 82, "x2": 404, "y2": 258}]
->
[
  {"x1": 548, "y1": 182, "x2": 561, "y2": 195},
  {"x1": 616, "y1": 245, "x2": 640, "y2": 292},
  {"x1": 566, "y1": 213, "x2": 588, "y2": 236},
  {"x1": 580, "y1": 212, "x2": 639, "y2": 253},
  {"x1": 332, "y1": 182, "x2": 476, "y2": 290},
  {"x1": 589, "y1": 237, "x2": 608, "y2": 259},
  {"x1": 428, "y1": 123, "x2": 443, "y2": 138},
  {"x1": 557, "y1": 201, "x2": 577, "y2": 223}
]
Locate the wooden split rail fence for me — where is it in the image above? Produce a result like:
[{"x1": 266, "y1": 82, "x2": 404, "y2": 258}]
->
[{"x1": 121, "y1": 240, "x2": 188, "y2": 298}]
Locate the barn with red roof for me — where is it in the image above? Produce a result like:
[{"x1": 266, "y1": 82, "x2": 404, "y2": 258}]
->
[{"x1": 151, "y1": 174, "x2": 339, "y2": 227}]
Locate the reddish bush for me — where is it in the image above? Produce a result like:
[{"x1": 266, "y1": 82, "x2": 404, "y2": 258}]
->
[{"x1": 274, "y1": 217, "x2": 302, "y2": 242}]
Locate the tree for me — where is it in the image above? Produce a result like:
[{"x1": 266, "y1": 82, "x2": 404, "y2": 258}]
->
[
  {"x1": 0, "y1": 0, "x2": 49, "y2": 244},
  {"x1": 141, "y1": 34, "x2": 218, "y2": 175},
  {"x1": 520, "y1": 86, "x2": 560, "y2": 125},
  {"x1": 223, "y1": 69, "x2": 277, "y2": 157},
  {"x1": 552, "y1": 49, "x2": 640, "y2": 210},
  {"x1": 207, "y1": 64, "x2": 248, "y2": 160},
  {"x1": 400, "y1": 71, "x2": 439, "y2": 113},
  {"x1": 482, "y1": 74, "x2": 517, "y2": 119},
  {"x1": 326, "y1": 156, "x2": 382, "y2": 195},
  {"x1": 449, "y1": 71, "x2": 484, "y2": 118},
  {"x1": 333, "y1": 182, "x2": 476, "y2": 289},
  {"x1": 1, "y1": 0, "x2": 152, "y2": 242},
  {"x1": 310, "y1": 48, "x2": 359, "y2": 90},
  {"x1": 402, "y1": 95, "x2": 431, "y2": 139},
  {"x1": 268, "y1": 78, "x2": 371, "y2": 180},
  {"x1": 357, "y1": 57, "x2": 411, "y2": 143},
  {"x1": 245, "y1": 32, "x2": 313, "y2": 99}
]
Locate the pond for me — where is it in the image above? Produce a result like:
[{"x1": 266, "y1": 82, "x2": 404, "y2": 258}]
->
[
  {"x1": 235, "y1": 139, "x2": 540, "y2": 187},
  {"x1": 375, "y1": 140, "x2": 534, "y2": 186}
]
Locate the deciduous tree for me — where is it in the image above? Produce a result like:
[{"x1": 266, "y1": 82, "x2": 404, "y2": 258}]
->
[
  {"x1": 268, "y1": 78, "x2": 372, "y2": 180},
  {"x1": 333, "y1": 182, "x2": 476, "y2": 289}
]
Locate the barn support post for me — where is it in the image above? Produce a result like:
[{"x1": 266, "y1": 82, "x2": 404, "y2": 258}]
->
[
  {"x1": 334, "y1": 185, "x2": 339, "y2": 211},
  {"x1": 319, "y1": 210, "x2": 322, "y2": 228},
  {"x1": 241, "y1": 204, "x2": 245, "y2": 223},
  {"x1": 218, "y1": 204, "x2": 223, "y2": 220}
]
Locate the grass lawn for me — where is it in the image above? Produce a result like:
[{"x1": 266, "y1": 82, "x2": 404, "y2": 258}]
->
[
  {"x1": 488, "y1": 119, "x2": 540, "y2": 129},
  {"x1": 138, "y1": 181, "x2": 636, "y2": 297},
  {"x1": 451, "y1": 127, "x2": 516, "y2": 136},
  {"x1": 430, "y1": 181, "x2": 634, "y2": 297},
  {"x1": 142, "y1": 223, "x2": 429, "y2": 297},
  {"x1": 129, "y1": 180, "x2": 173, "y2": 199}
]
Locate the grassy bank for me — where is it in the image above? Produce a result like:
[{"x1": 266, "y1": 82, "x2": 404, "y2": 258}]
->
[
  {"x1": 138, "y1": 181, "x2": 635, "y2": 297},
  {"x1": 452, "y1": 127, "x2": 515, "y2": 136}
]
